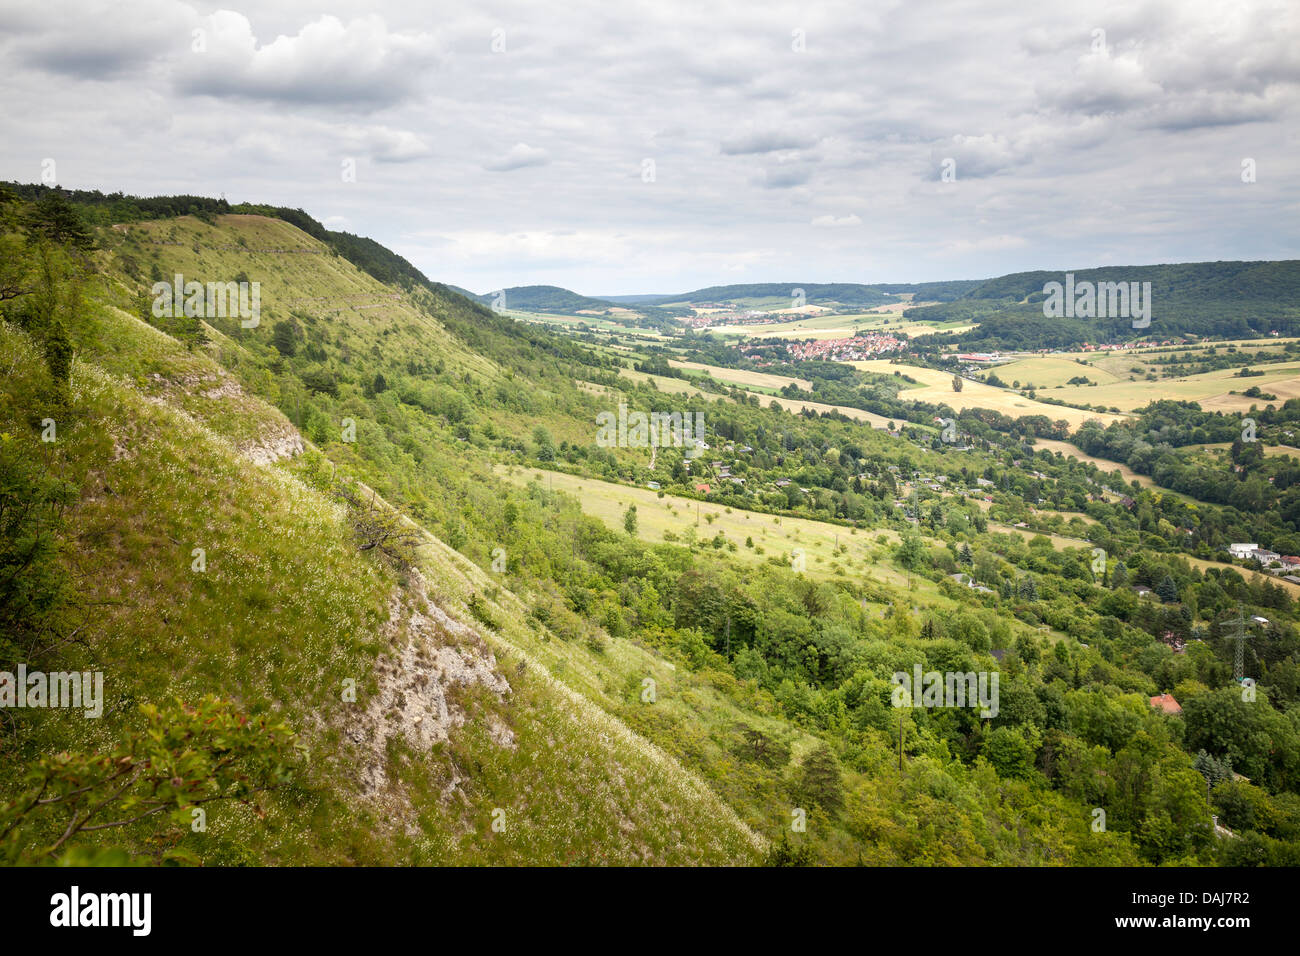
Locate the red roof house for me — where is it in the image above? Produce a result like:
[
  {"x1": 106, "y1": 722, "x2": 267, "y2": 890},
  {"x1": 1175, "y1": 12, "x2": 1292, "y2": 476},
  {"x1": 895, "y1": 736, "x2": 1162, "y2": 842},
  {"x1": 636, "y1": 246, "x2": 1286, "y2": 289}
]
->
[{"x1": 1149, "y1": 693, "x2": 1182, "y2": 715}]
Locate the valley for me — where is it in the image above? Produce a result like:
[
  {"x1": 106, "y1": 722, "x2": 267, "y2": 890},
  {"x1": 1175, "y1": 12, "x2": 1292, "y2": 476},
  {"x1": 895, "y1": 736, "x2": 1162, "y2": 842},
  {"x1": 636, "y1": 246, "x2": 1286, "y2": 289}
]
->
[{"x1": 4, "y1": 188, "x2": 1300, "y2": 871}]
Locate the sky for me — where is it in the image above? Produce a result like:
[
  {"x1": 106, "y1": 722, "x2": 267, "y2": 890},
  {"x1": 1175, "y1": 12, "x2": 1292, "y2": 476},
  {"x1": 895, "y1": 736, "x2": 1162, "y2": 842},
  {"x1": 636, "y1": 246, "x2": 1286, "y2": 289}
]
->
[{"x1": 2, "y1": 0, "x2": 1298, "y2": 295}]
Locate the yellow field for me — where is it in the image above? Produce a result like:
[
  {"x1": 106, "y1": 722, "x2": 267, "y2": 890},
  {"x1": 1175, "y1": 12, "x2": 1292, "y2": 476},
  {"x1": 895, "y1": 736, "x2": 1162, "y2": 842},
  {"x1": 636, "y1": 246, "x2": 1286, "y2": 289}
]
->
[
  {"x1": 1184, "y1": 557, "x2": 1300, "y2": 597},
  {"x1": 1049, "y1": 362, "x2": 1300, "y2": 413},
  {"x1": 668, "y1": 360, "x2": 811, "y2": 391},
  {"x1": 849, "y1": 360, "x2": 1127, "y2": 428},
  {"x1": 1032, "y1": 438, "x2": 1157, "y2": 489},
  {"x1": 703, "y1": 307, "x2": 963, "y2": 341},
  {"x1": 763, "y1": 394, "x2": 896, "y2": 429},
  {"x1": 495, "y1": 466, "x2": 929, "y2": 590},
  {"x1": 994, "y1": 356, "x2": 1122, "y2": 388},
  {"x1": 617, "y1": 367, "x2": 728, "y2": 399}
]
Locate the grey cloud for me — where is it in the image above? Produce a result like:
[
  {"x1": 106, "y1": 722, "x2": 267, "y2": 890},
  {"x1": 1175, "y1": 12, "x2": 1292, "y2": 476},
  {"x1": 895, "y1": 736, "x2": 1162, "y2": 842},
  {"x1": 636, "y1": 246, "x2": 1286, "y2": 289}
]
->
[
  {"x1": 484, "y1": 143, "x2": 550, "y2": 171},
  {"x1": 721, "y1": 130, "x2": 814, "y2": 155}
]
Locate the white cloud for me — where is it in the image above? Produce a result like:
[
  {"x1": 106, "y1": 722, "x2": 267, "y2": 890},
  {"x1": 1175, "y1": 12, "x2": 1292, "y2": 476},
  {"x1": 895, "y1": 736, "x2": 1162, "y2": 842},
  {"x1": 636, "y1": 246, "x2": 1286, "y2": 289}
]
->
[
  {"x1": 483, "y1": 143, "x2": 550, "y2": 172},
  {"x1": 811, "y1": 214, "x2": 861, "y2": 227},
  {"x1": 179, "y1": 12, "x2": 438, "y2": 106},
  {"x1": 0, "y1": 0, "x2": 1297, "y2": 292}
]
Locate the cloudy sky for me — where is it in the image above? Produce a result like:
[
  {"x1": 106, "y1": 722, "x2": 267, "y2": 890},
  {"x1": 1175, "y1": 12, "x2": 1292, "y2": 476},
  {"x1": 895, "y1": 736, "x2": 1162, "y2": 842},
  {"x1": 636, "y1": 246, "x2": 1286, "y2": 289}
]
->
[{"x1": 3, "y1": 0, "x2": 1298, "y2": 295}]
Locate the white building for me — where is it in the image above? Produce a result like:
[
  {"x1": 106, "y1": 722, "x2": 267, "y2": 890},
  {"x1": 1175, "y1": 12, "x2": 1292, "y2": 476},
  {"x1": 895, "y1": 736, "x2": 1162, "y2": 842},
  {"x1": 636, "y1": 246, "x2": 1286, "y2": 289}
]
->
[{"x1": 1228, "y1": 543, "x2": 1259, "y2": 559}]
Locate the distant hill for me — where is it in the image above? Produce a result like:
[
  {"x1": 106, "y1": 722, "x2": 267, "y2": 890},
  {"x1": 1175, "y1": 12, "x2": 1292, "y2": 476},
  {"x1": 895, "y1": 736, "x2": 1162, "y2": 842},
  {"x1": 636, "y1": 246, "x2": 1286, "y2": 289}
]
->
[
  {"x1": 646, "y1": 282, "x2": 897, "y2": 308},
  {"x1": 464, "y1": 284, "x2": 620, "y2": 313},
  {"x1": 909, "y1": 260, "x2": 1300, "y2": 349},
  {"x1": 606, "y1": 280, "x2": 979, "y2": 308}
]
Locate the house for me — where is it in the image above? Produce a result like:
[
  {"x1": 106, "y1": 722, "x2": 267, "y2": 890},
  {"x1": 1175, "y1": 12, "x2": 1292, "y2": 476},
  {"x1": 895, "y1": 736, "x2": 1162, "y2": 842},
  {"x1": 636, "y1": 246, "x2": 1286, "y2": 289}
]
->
[
  {"x1": 1149, "y1": 693, "x2": 1182, "y2": 715},
  {"x1": 1252, "y1": 549, "x2": 1281, "y2": 565},
  {"x1": 1228, "y1": 543, "x2": 1260, "y2": 559},
  {"x1": 694, "y1": 483, "x2": 710, "y2": 493},
  {"x1": 646, "y1": 481, "x2": 661, "y2": 490},
  {"x1": 976, "y1": 477, "x2": 995, "y2": 488},
  {"x1": 1134, "y1": 585, "x2": 1154, "y2": 598}
]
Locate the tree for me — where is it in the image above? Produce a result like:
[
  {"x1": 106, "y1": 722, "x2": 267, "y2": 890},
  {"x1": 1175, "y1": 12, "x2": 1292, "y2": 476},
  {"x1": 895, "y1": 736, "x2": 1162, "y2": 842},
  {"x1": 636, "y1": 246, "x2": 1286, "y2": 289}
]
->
[
  {"x1": 23, "y1": 191, "x2": 94, "y2": 251},
  {"x1": 0, "y1": 696, "x2": 295, "y2": 865},
  {"x1": 735, "y1": 724, "x2": 790, "y2": 767},
  {"x1": 334, "y1": 481, "x2": 422, "y2": 568},
  {"x1": 952, "y1": 374, "x2": 964, "y2": 393},
  {"x1": 623, "y1": 504, "x2": 638, "y2": 536},
  {"x1": 764, "y1": 833, "x2": 815, "y2": 866},
  {"x1": 272, "y1": 321, "x2": 298, "y2": 357},
  {"x1": 533, "y1": 426, "x2": 556, "y2": 461},
  {"x1": 894, "y1": 532, "x2": 926, "y2": 571},
  {"x1": 982, "y1": 726, "x2": 1036, "y2": 779},
  {"x1": 796, "y1": 744, "x2": 843, "y2": 814},
  {"x1": 301, "y1": 366, "x2": 338, "y2": 397},
  {"x1": 1156, "y1": 574, "x2": 1179, "y2": 604}
]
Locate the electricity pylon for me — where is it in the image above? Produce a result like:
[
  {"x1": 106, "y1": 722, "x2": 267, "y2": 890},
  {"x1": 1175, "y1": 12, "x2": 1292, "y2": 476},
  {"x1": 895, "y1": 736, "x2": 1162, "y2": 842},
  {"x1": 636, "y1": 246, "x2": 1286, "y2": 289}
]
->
[{"x1": 1221, "y1": 606, "x2": 1254, "y2": 682}]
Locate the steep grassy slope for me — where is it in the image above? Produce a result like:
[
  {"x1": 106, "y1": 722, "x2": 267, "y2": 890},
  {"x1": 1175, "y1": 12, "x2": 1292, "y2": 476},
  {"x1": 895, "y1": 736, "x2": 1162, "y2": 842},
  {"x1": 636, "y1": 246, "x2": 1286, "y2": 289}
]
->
[
  {"x1": 87, "y1": 212, "x2": 1142, "y2": 866},
  {"x1": 0, "y1": 291, "x2": 761, "y2": 864}
]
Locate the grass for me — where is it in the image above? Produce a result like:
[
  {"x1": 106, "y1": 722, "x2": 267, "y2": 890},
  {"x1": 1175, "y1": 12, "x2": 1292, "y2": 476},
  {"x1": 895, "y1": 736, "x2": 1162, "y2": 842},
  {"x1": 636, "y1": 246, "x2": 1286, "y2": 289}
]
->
[
  {"x1": 0, "y1": 284, "x2": 763, "y2": 865},
  {"x1": 849, "y1": 360, "x2": 1128, "y2": 428},
  {"x1": 1047, "y1": 361, "x2": 1300, "y2": 414},
  {"x1": 494, "y1": 464, "x2": 951, "y2": 597}
]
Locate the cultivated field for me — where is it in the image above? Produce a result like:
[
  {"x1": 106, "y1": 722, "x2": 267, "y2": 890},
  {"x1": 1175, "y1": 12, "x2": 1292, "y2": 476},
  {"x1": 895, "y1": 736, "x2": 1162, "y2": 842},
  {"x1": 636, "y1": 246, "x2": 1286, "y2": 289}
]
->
[
  {"x1": 1032, "y1": 438, "x2": 1158, "y2": 489},
  {"x1": 668, "y1": 360, "x2": 811, "y2": 391},
  {"x1": 1047, "y1": 362, "x2": 1300, "y2": 413},
  {"x1": 994, "y1": 356, "x2": 1123, "y2": 388},
  {"x1": 495, "y1": 465, "x2": 930, "y2": 591},
  {"x1": 703, "y1": 308, "x2": 965, "y2": 341},
  {"x1": 849, "y1": 360, "x2": 1128, "y2": 428}
]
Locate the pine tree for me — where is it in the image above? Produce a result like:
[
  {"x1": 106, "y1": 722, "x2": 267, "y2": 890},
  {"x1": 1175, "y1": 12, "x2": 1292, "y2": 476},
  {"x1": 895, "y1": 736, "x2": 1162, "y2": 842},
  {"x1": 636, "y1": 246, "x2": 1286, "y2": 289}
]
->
[{"x1": 797, "y1": 745, "x2": 844, "y2": 814}]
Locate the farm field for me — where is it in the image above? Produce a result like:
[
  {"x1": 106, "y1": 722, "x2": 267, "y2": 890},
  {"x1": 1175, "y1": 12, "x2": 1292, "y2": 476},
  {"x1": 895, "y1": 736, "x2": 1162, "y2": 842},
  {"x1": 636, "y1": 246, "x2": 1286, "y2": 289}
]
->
[
  {"x1": 617, "y1": 366, "x2": 728, "y2": 399},
  {"x1": 1032, "y1": 438, "x2": 1159, "y2": 490},
  {"x1": 495, "y1": 466, "x2": 933, "y2": 592},
  {"x1": 1048, "y1": 361, "x2": 1300, "y2": 413},
  {"x1": 994, "y1": 356, "x2": 1123, "y2": 388},
  {"x1": 763, "y1": 393, "x2": 896, "y2": 429},
  {"x1": 668, "y1": 360, "x2": 811, "y2": 391},
  {"x1": 703, "y1": 308, "x2": 964, "y2": 341},
  {"x1": 849, "y1": 360, "x2": 1128, "y2": 428}
]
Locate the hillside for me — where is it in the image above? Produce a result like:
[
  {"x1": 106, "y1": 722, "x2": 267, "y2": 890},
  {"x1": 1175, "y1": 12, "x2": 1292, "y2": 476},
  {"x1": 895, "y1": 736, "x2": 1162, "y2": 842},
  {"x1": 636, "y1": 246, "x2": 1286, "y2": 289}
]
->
[
  {"x1": 908, "y1": 260, "x2": 1300, "y2": 347},
  {"x1": 468, "y1": 284, "x2": 621, "y2": 314},
  {"x1": 0, "y1": 207, "x2": 760, "y2": 865},
  {"x1": 6, "y1": 189, "x2": 1300, "y2": 869}
]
